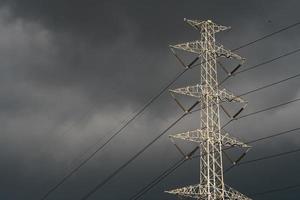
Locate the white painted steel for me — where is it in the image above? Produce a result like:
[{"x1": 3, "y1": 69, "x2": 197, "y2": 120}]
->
[{"x1": 165, "y1": 19, "x2": 251, "y2": 200}]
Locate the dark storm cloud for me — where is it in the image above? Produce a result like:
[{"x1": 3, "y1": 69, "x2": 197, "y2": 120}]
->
[
  {"x1": 0, "y1": 0, "x2": 289, "y2": 99},
  {"x1": 0, "y1": 0, "x2": 271, "y2": 46},
  {"x1": 0, "y1": 0, "x2": 300, "y2": 200},
  {"x1": 0, "y1": 0, "x2": 293, "y2": 109},
  {"x1": 0, "y1": 0, "x2": 127, "y2": 43}
]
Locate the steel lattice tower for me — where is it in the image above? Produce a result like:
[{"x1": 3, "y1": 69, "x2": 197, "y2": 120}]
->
[{"x1": 165, "y1": 19, "x2": 252, "y2": 200}]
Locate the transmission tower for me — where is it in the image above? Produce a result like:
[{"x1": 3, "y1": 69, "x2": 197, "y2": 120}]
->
[{"x1": 165, "y1": 19, "x2": 252, "y2": 200}]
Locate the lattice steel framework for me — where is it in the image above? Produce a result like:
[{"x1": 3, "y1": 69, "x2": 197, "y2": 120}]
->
[{"x1": 165, "y1": 19, "x2": 252, "y2": 200}]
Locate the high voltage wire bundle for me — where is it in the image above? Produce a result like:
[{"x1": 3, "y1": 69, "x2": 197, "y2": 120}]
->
[
  {"x1": 251, "y1": 183, "x2": 300, "y2": 197},
  {"x1": 78, "y1": 24, "x2": 300, "y2": 200},
  {"x1": 80, "y1": 76, "x2": 300, "y2": 200},
  {"x1": 127, "y1": 71, "x2": 300, "y2": 200},
  {"x1": 126, "y1": 75, "x2": 300, "y2": 198},
  {"x1": 39, "y1": 20, "x2": 300, "y2": 200},
  {"x1": 129, "y1": 127, "x2": 300, "y2": 200}
]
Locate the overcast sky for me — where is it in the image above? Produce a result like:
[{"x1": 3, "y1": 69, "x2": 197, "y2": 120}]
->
[{"x1": 0, "y1": 0, "x2": 300, "y2": 200}]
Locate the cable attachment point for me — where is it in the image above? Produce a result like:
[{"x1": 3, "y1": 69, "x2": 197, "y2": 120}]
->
[
  {"x1": 170, "y1": 91, "x2": 187, "y2": 112},
  {"x1": 233, "y1": 104, "x2": 248, "y2": 119},
  {"x1": 229, "y1": 64, "x2": 241, "y2": 76},
  {"x1": 233, "y1": 148, "x2": 251, "y2": 166},
  {"x1": 169, "y1": 47, "x2": 200, "y2": 69},
  {"x1": 170, "y1": 136, "x2": 199, "y2": 160},
  {"x1": 230, "y1": 59, "x2": 245, "y2": 76},
  {"x1": 169, "y1": 91, "x2": 200, "y2": 113},
  {"x1": 185, "y1": 146, "x2": 200, "y2": 159},
  {"x1": 170, "y1": 137, "x2": 186, "y2": 157},
  {"x1": 218, "y1": 89, "x2": 248, "y2": 120},
  {"x1": 187, "y1": 101, "x2": 200, "y2": 113}
]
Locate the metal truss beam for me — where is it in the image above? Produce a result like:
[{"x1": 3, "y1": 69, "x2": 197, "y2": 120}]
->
[{"x1": 165, "y1": 19, "x2": 251, "y2": 200}]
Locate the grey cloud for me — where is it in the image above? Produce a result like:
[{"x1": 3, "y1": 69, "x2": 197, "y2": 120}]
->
[{"x1": 0, "y1": 1, "x2": 299, "y2": 200}]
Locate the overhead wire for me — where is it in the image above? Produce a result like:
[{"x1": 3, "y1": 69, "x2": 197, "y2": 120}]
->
[
  {"x1": 236, "y1": 48, "x2": 300, "y2": 75},
  {"x1": 39, "y1": 20, "x2": 300, "y2": 200},
  {"x1": 80, "y1": 71, "x2": 300, "y2": 199},
  {"x1": 237, "y1": 97, "x2": 300, "y2": 120},
  {"x1": 231, "y1": 21, "x2": 300, "y2": 52},
  {"x1": 130, "y1": 126, "x2": 300, "y2": 200},
  {"x1": 127, "y1": 72, "x2": 300, "y2": 199},
  {"x1": 79, "y1": 106, "x2": 198, "y2": 200},
  {"x1": 250, "y1": 183, "x2": 300, "y2": 197},
  {"x1": 237, "y1": 147, "x2": 300, "y2": 166},
  {"x1": 39, "y1": 58, "x2": 193, "y2": 200},
  {"x1": 224, "y1": 146, "x2": 300, "y2": 174},
  {"x1": 218, "y1": 47, "x2": 300, "y2": 85},
  {"x1": 66, "y1": 21, "x2": 300, "y2": 173},
  {"x1": 122, "y1": 21, "x2": 300, "y2": 200},
  {"x1": 39, "y1": 57, "x2": 192, "y2": 200}
]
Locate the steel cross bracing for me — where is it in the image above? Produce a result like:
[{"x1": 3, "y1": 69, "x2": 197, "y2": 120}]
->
[{"x1": 165, "y1": 19, "x2": 252, "y2": 200}]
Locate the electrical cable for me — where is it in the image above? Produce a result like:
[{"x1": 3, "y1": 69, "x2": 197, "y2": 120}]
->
[
  {"x1": 127, "y1": 73, "x2": 300, "y2": 199},
  {"x1": 237, "y1": 147, "x2": 300, "y2": 166},
  {"x1": 80, "y1": 74, "x2": 300, "y2": 199},
  {"x1": 39, "y1": 20, "x2": 300, "y2": 200},
  {"x1": 130, "y1": 126, "x2": 300, "y2": 200},
  {"x1": 251, "y1": 183, "x2": 300, "y2": 197},
  {"x1": 79, "y1": 110, "x2": 193, "y2": 200}
]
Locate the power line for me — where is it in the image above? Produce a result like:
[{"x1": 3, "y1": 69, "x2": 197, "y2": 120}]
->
[
  {"x1": 79, "y1": 73, "x2": 300, "y2": 199},
  {"x1": 79, "y1": 111, "x2": 191, "y2": 200},
  {"x1": 129, "y1": 126, "x2": 300, "y2": 200},
  {"x1": 39, "y1": 20, "x2": 300, "y2": 200},
  {"x1": 251, "y1": 183, "x2": 300, "y2": 197},
  {"x1": 127, "y1": 72, "x2": 300, "y2": 199},
  {"x1": 123, "y1": 21, "x2": 300, "y2": 200},
  {"x1": 224, "y1": 146, "x2": 300, "y2": 174},
  {"x1": 39, "y1": 60, "x2": 193, "y2": 200},
  {"x1": 192, "y1": 20, "x2": 300, "y2": 71},
  {"x1": 218, "y1": 47, "x2": 300, "y2": 85},
  {"x1": 237, "y1": 97, "x2": 300, "y2": 120},
  {"x1": 232, "y1": 21, "x2": 300, "y2": 51},
  {"x1": 128, "y1": 147, "x2": 200, "y2": 200},
  {"x1": 82, "y1": 96, "x2": 300, "y2": 199},
  {"x1": 237, "y1": 72, "x2": 300, "y2": 97},
  {"x1": 65, "y1": 21, "x2": 300, "y2": 169},
  {"x1": 224, "y1": 141, "x2": 300, "y2": 171},
  {"x1": 191, "y1": 71, "x2": 300, "y2": 116},
  {"x1": 219, "y1": 97, "x2": 300, "y2": 129},
  {"x1": 238, "y1": 147, "x2": 300, "y2": 166},
  {"x1": 39, "y1": 59, "x2": 194, "y2": 200},
  {"x1": 246, "y1": 127, "x2": 300, "y2": 144},
  {"x1": 236, "y1": 48, "x2": 300, "y2": 75},
  {"x1": 79, "y1": 52, "x2": 300, "y2": 199},
  {"x1": 71, "y1": 50, "x2": 300, "y2": 199},
  {"x1": 128, "y1": 157, "x2": 187, "y2": 200}
]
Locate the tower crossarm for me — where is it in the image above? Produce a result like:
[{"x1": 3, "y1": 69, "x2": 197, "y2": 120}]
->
[
  {"x1": 184, "y1": 18, "x2": 231, "y2": 33},
  {"x1": 170, "y1": 41, "x2": 244, "y2": 64},
  {"x1": 170, "y1": 40, "x2": 203, "y2": 54},
  {"x1": 165, "y1": 184, "x2": 207, "y2": 199},
  {"x1": 169, "y1": 128, "x2": 250, "y2": 148},
  {"x1": 218, "y1": 88, "x2": 246, "y2": 103},
  {"x1": 169, "y1": 36, "x2": 244, "y2": 64},
  {"x1": 215, "y1": 44, "x2": 245, "y2": 61},
  {"x1": 220, "y1": 132, "x2": 250, "y2": 148},
  {"x1": 170, "y1": 85, "x2": 246, "y2": 104},
  {"x1": 224, "y1": 185, "x2": 252, "y2": 200},
  {"x1": 169, "y1": 129, "x2": 207, "y2": 143},
  {"x1": 165, "y1": 184, "x2": 252, "y2": 200},
  {"x1": 169, "y1": 84, "x2": 204, "y2": 98}
]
